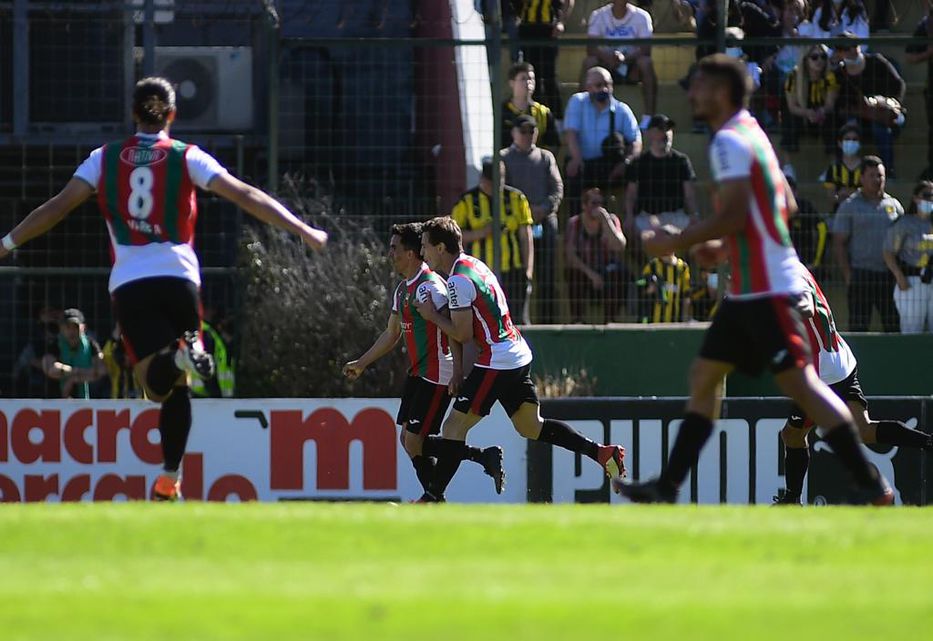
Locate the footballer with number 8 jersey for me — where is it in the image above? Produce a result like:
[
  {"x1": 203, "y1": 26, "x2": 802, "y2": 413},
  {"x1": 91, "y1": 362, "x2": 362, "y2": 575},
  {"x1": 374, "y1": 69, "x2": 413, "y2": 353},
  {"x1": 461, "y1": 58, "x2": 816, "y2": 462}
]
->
[
  {"x1": 617, "y1": 55, "x2": 893, "y2": 505},
  {"x1": 774, "y1": 266, "x2": 933, "y2": 505},
  {"x1": 343, "y1": 223, "x2": 505, "y2": 499},
  {"x1": 415, "y1": 216, "x2": 626, "y2": 502},
  {"x1": 0, "y1": 77, "x2": 328, "y2": 501}
]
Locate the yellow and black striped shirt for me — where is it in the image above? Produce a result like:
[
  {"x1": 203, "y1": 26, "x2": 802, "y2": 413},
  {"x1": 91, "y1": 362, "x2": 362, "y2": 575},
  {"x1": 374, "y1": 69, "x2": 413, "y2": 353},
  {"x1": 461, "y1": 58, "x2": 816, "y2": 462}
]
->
[
  {"x1": 821, "y1": 161, "x2": 862, "y2": 193},
  {"x1": 520, "y1": 0, "x2": 564, "y2": 25},
  {"x1": 501, "y1": 100, "x2": 559, "y2": 149},
  {"x1": 450, "y1": 186, "x2": 533, "y2": 273},
  {"x1": 642, "y1": 256, "x2": 691, "y2": 323},
  {"x1": 785, "y1": 70, "x2": 839, "y2": 109}
]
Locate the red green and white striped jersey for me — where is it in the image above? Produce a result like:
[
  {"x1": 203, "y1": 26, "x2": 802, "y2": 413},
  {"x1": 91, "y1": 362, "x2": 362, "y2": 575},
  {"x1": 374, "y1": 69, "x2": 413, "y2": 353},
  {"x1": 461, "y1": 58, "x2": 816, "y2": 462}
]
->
[
  {"x1": 73, "y1": 131, "x2": 226, "y2": 292},
  {"x1": 392, "y1": 264, "x2": 453, "y2": 385},
  {"x1": 801, "y1": 267, "x2": 856, "y2": 385},
  {"x1": 709, "y1": 110, "x2": 806, "y2": 299},
  {"x1": 447, "y1": 254, "x2": 532, "y2": 370}
]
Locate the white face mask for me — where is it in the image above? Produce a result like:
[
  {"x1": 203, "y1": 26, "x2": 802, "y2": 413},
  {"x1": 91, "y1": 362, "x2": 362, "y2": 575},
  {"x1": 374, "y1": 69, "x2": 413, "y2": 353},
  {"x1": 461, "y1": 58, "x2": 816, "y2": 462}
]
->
[
  {"x1": 707, "y1": 273, "x2": 719, "y2": 290},
  {"x1": 919, "y1": 200, "x2": 933, "y2": 216},
  {"x1": 725, "y1": 47, "x2": 744, "y2": 59},
  {"x1": 841, "y1": 140, "x2": 860, "y2": 156}
]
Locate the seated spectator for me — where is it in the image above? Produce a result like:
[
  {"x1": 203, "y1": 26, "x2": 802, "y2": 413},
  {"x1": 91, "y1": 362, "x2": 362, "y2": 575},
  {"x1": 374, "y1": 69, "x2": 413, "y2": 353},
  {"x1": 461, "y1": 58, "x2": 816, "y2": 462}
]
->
[
  {"x1": 832, "y1": 156, "x2": 902, "y2": 332},
  {"x1": 833, "y1": 33, "x2": 905, "y2": 176},
  {"x1": 639, "y1": 250, "x2": 692, "y2": 323},
  {"x1": 582, "y1": 0, "x2": 657, "y2": 127},
  {"x1": 41, "y1": 308, "x2": 107, "y2": 399},
  {"x1": 501, "y1": 62, "x2": 560, "y2": 150},
  {"x1": 501, "y1": 114, "x2": 563, "y2": 324},
  {"x1": 564, "y1": 188, "x2": 628, "y2": 323},
  {"x1": 12, "y1": 306, "x2": 62, "y2": 398},
  {"x1": 102, "y1": 324, "x2": 142, "y2": 399},
  {"x1": 781, "y1": 44, "x2": 840, "y2": 156},
  {"x1": 785, "y1": 169, "x2": 829, "y2": 271},
  {"x1": 882, "y1": 181, "x2": 933, "y2": 334},
  {"x1": 820, "y1": 123, "x2": 863, "y2": 212},
  {"x1": 450, "y1": 159, "x2": 534, "y2": 324},
  {"x1": 563, "y1": 66, "x2": 641, "y2": 212},
  {"x1": 905, "y1": 2, "x2": 933, "y2": 180},
  {"x1": 810, "y1": 0, "x2": 869, "y2": 41},
  {"x1": 623, "y1": 114, "x2": 697, "y2": 239}
]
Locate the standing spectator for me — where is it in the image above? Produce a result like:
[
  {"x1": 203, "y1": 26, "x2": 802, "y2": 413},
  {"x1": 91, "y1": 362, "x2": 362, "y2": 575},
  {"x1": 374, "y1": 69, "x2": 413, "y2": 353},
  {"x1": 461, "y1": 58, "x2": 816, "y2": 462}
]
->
[
  {"x1": 41, "y1": 308, "x2": 107, "y2": 399},
  {"x1": 833, "y1": 156, "x2": 902, "y2": 332},
  {"x1": 623, "y1": 114, "x2": 698, "y2": 238},
  {"x1": 833, "y1": 34, "x2": 905, "y2": 177},
  {"x1": 102, "y1": 324, "x2": 142, "y2": 399},
  {"x1": 564, "y1": 66, "x2": 641, "y2": 212},
  {"x1": 501, "y1": 114, "x2": 563, "y2": 324},
  {"x1": 582, "y1": 0, "x2": 658, "y2": 127},
  {"x1": 781, "y1": 44, "x2": 840, "y2": 156},
  {"x1": 517, "y1": 1, "x2": 573, "y2": 122},
  {"x1": 639, "y1": 251, "x2": 692, "y2": 323},
  {"x1": 501, "y1": 62, "x2": 560, "y2": 150},
  {"x1": 564, "y1": 188, "x2": 628, "y2": 323},
  {"x1": 12, "y1": 306, "x2": 62, "y2": 398},
  {"x1": 906, "y1": 1, "x2": 933, "y2": 180},
  {"x1": 883, "y1": 181, "x2": 933, "y2": 334},
  {"x1": 820, "y1": 124, "x2": 863, "y2": 212},
  {"x1": 810, "y1": 0, "x2": 870, "y2": 40},
  {"x1": 786, "y1": 170, "x2": 829, "y2": 271},
  {"x1": 450, "y1": 159, "x2": 534, "y2": 324}
]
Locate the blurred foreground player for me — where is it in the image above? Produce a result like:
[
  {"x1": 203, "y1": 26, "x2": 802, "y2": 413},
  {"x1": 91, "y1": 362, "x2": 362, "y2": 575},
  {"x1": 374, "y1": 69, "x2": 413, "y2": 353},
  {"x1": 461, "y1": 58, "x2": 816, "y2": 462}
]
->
[
  {"x1": 415, "y1": 217, "x2": 626, "y2": 502},
  {"x1": 774, "y1": 267, "x2": 932, "y2": 505},
  {"x1": 0, "y1": 77, "x2": 328, "y2": 500},
  {"x1": 615, "y1": 55, "x2": 893, "y2": 505},
  {"x1": 343, "y1": 223, "x2": 505, "y2": 499}
]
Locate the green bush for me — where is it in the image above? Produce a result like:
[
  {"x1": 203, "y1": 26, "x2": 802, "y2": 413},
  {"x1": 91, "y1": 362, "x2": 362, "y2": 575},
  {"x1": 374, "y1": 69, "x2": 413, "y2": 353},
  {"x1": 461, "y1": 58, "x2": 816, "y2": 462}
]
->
[{"x1": 235, "y1": 179, "x2": 407, "y2": 398}]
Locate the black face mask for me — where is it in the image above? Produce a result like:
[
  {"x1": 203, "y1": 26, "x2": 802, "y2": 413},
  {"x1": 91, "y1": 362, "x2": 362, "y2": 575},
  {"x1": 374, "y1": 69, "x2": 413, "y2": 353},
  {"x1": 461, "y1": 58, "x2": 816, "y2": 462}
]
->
[{"x1": 594, "y1": 90, "x2": 611, "y2": 103}]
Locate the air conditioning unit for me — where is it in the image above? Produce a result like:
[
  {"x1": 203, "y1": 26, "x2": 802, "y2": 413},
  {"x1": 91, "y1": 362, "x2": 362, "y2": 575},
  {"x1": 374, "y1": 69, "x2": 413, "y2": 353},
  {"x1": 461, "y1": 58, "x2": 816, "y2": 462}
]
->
[{"x1": 154, "y1": 46, "x2": 253, "y2": 132}]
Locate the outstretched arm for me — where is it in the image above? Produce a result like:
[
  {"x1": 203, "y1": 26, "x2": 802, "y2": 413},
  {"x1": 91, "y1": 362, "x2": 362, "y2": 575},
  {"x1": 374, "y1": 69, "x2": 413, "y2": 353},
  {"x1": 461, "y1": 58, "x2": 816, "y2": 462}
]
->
[
  {"x1": 343, "y1": 314, "x2": 402, "y2": 381},
  {"x1": 208, "y1": 172, "x2": 327, "y2": 251},
  {"x1": 0, "y1": 178, "x2": 94, "y2": 260}
]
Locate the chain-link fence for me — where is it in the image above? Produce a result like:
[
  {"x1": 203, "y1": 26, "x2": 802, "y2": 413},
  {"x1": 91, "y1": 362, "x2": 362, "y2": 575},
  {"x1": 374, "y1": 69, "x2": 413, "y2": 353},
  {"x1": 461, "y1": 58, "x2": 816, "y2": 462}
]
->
[{"x1": 0, "y1": 0, "x2": 931, "y2": 397}]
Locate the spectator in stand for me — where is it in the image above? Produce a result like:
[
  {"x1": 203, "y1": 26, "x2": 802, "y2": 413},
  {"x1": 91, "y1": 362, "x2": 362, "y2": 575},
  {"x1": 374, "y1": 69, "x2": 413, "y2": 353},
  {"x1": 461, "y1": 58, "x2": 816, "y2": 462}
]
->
[
  {"x1": 582, "y1": 0, "x2": 658, "y2": 128},
  {"x1": 833, "y1": 33, "x2": 905, "y2": 177},
  {"x1": 639, "y1": 250, "x2": 692, "y2": 323},
  {"x1": 689, "y1": 269, "x2": 723, "y2": 321},
  {"x1": 820, "y1": 124, "x2": 863, "y2": 212},
  {"x1": 501, "y1": 62, "x2": 560, "y2": 151},
  {"x1": 517, "y1": 1, "x2": 573, "y2": 123},
  {"x1": 883, "y1": 181, "x2": 933, "y2": 334},
  {"x1": 785, "y1": 169, "x2": 829, "y2": 271},
  {"x1": 833, "y1": 156, "x2": 902, "y2": 332},
  {"x1": 12, "y1": 306, "x2": 62, "y2": 398},
  {"x1": 450, "y1": 158, "x2": 534, "y2": 324},
  {"x1": 102, "y1": 324, "x2": 142, "y2": 399},
  {"x1": 781, "y1": 44, "x2": 840, "y2": 157},
  {"x1": 41, "y1": 308, "x2": 107, "y2": 399},
  {"x1": 810, "y1": 0, "x2": 869, "y2": 41},
  {"x1": 564, "y1": 66, "x2": 641, "y2": 212},
  {"x1": 564, "y1": 188, "x2": 628, "y2": 323},
  {"x1": 906, "y1": 1, "x2": 933, "y2": 180},
  {"x1": 501, "y1": 114, "x2": 563, "y2": 324},
  {"x1": 623, "y1": 114, "x2": 698, "y2": 239}
]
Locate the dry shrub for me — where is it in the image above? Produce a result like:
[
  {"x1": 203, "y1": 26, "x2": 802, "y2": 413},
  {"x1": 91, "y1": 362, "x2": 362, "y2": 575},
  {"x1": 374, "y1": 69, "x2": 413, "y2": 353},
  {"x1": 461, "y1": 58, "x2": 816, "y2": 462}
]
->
[{"x1": 534, "y1": 368, "x2": 598, "y2": 398}]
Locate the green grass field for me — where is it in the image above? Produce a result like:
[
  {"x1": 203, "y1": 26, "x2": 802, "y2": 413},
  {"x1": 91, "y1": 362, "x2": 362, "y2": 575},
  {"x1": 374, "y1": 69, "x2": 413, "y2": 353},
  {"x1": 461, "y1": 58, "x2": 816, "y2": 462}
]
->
[{"x1": 1, "y1": 503, "x2": 931, "y2": 641}]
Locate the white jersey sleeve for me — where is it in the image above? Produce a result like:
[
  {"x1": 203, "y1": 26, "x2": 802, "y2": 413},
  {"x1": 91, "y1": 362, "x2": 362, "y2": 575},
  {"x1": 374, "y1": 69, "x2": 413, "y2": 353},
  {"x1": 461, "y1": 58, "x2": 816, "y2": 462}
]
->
[
  {"x1": 447, "y1": 274, "x2": 476, "y2": 311},
  {"x1": 709, "y1": 129, "x2": 752, "y2": 182},
  {"x1": 391, "y1": 281, "x2": 403, "y2": 314},
  {"x1": 185, "y1": 145, "x2": 228, "y2": 189},
  {"x1": 73, "y1": 147, "x2": 104, "y2": 190},
  {"x1": 418, "y1": 279, "x2": 448, "y2": 310}
]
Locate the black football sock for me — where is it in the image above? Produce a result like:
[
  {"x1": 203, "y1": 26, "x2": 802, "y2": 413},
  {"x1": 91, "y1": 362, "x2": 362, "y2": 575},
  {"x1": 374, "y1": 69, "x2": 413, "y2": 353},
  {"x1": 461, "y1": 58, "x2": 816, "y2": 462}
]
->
[
  {"x1": 874, "y1": 421, "x2": 930, "y2": 449},
  {"x1": 784, "y1": 447, "x2": 809, "y2": 498},
  {"x1": 538, "y1": 419, "x2": 600, "y2": 461},
  {"x1": 822, "y1": 423, "x2": 881, "y2": 489},
  {"x1": 411, "y1": 455, "x2": 435, "y2": 493},
  {"x1": 146, "y1": 350, "x2": 183, "y2": 397},
  {"x1": 428, "y1": 438, "x2": 467, "y2": 498},
  {"x1": 660, "y1": 412, "x2": 714, "y2": 489},
  {"x1": 424, "y1": 435, "x2": 483, "y2": 464},
  {"x1": 159, "y1": 386, "x2": 192, "y2": 473}
]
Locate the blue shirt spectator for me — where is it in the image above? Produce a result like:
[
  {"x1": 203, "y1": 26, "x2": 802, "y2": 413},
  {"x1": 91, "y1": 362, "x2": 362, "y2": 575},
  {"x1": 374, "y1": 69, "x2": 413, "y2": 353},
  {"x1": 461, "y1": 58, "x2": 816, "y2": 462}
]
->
[{"x1": 564, "y1": 89, "x2": 640, "y2": 160}]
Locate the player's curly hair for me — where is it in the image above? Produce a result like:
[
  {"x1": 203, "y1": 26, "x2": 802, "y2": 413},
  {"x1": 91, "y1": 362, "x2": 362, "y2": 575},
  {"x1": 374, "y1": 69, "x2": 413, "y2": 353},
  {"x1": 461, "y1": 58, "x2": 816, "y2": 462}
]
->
[
  {"x1": 390, "y1": 222, "x2": 423, "y2": 256},
  {"x1": 132, "y1": 77, "x2": 176, "y2": 126},
  {"x1": 422, "y1": 217, "x2": 463, "y2": 255}
]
